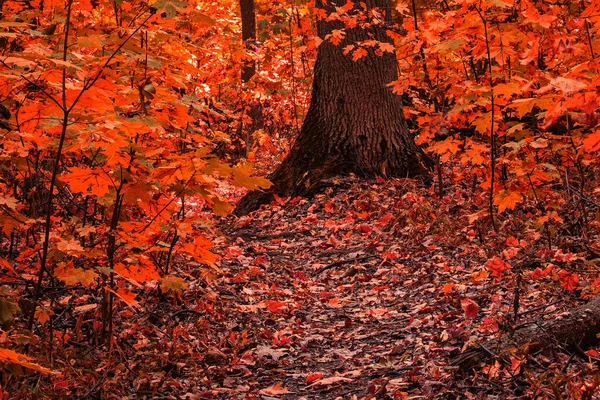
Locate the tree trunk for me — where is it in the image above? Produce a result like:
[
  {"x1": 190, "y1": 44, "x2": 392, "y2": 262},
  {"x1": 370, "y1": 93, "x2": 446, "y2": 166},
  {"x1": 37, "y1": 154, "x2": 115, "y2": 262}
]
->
[
  {"x1": 239, "y1": 0, "x2": 263, "y2": 158},
  {"x1": 452, "y1": 296, "x2": 600, "y2": 368},
  {"x1": 240, "y1": 0, "x2": 257, "y2": 82},
  {"x1": 234, "y1": 0, "x2": 431, "y2": 216}
]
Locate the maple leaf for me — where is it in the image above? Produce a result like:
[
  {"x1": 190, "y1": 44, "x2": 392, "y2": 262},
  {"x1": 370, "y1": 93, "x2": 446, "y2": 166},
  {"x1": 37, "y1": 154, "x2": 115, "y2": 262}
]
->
[
  {"x1": 161, "y1": 275, "x2": 189, "y2": 295},
  {"x1": 493, "y1": 190, "x2": 522, "y2": 213},
  {"x1": 461, "y1": 298, "x2": 479, "y2": 319},
  {"x1": 431, "y1": 38, "x2": 464, "y2": 54},
  {"x1": 56, "y1": 238, "x2": 84, "y2": 253},
  {"x1": 550, "y1": 77, "x2": 586, "y2": 94},
  {"x1": 485, "y1": 257, "x2": 512, "y2": 278},
  {"x1": 0, "y1": 258, "x2": 17, "y2": 276},
  {"x1": 558, "y1": 270, "x2": 579, "y2": 291},
  {"x1": 264, "y1": 300, "x2": 287, "y2": 313},
  {"x1": 529, "y1": 265, "x2": 554, "y2": 279},
  {"x1": 523, "y1": 5, "x2": 557, "y2": 29},
  {"x1": 0, "y1": 348, "x2": 59, "y2": 374},
  {"x1": 0, "y1": 196, "x2": 18, "y2": 210},
  {"x1": 115, "y1": 262, "x2": 161, "y2": 285},
  {"x1": 0, "y1": 215, "x2": 26, "y2": 236},
  {"x1": 470, "y1": 270, "x2": 489, "y2": 282},
  {"x1": 327, "y1": 29, "x2": 346, "y2": 45},
  {"x1": 352, "y1": 47, "x2": 368, "y2": 62},
  {"x1": 340, "y1": 1, "x2": 354, "y2": 12},
  {"x1": 62, "y1": 167, "x2": 113, "y2": 197},
  {"x1": 55, "y1": 263, "x2": 98, "y2": 287},
  {"x1": 188, "y1": 11, "x2": 215, "y2": 26},
  {"x1": 443, "y1": 283, "x2": 455, "y2": 295},
  {"x1": 259, "y1": 383, "x2": 290, "y2": 395},
  {"x1": 473, "y1": 113, "x2": 492, "y2": 135},
  {"x1": 306, "y1": 372, "x2": 324, "y2": 384},
  {"x1": 232, "y1": 164, "x2": 272, "y2": 191},
  {"x1": 396, "y1": 2, "x2": 410, "y2": 15},
  {"x1": 307, "y1": 376, "x2": 353, "y2": 387},
  {"x1": 510, "y1": 98, "x2": 538, "y2": 118},
  {"x1": 180, "y1": 235, "x2": 218, "y2": 265},
  {"x1": 520, "y1": 37, "x2": 540, "y2": 65},
  {"x1": 461, "y1": 142, "x2": 487, "y2": 165},
  {"x1": 315, "y1": 8, "x2": 328, "y2": 19},
  {"x1": 379, "y1": 42, "x2": 395, "y2": 53},
  {"x1": 494, "y1": 82, "x2": 521, "y2": 98},
  {"x1": 109, "y1": 288, "x2": 141, "y2": 310},
  {"x1": 583, "y1": 129, "x2": 600, "y2": 152}
]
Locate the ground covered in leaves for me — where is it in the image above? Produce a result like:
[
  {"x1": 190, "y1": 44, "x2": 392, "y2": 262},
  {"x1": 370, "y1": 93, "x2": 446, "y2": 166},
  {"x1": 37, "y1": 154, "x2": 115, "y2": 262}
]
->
[{"x1": 14, "y1": 177, "x2": 600, "y2": 399}]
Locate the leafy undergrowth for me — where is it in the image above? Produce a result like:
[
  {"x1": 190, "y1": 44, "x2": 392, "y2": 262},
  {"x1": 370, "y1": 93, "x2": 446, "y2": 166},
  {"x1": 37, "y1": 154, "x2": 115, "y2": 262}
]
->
[{"x1": 11, "y1": 176, "x2": 600, "y2": 399}]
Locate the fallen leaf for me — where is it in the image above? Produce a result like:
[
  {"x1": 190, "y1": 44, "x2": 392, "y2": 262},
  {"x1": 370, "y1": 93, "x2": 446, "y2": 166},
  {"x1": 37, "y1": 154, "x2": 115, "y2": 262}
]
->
[
  {"x1": 306, "y1": 372, "x2": 324, "y2": 384},
  {"x1": 307, "y1": 376, "x2": 353, "y2": 387},
  {"x1": 461, "y1": 298, "x2": 479, "y2": 319},
  {"x1": 259, "y1": 383, "x2": 290, "y2": 395}
]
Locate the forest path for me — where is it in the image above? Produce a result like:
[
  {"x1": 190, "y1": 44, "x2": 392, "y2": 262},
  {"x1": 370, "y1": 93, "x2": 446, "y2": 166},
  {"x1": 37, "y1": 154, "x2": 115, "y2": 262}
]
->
[
  {"x1": 138, "y1": 177, "x2": 596, "y2": 399},
  {"x1": 201, "y1": 178, "x2": 508, "y2": 399}
]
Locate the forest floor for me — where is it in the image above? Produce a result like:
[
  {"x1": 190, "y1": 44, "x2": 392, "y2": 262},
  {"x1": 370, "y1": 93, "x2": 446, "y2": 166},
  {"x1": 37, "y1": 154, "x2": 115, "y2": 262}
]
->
[
  {"x1": 34, "y1": 177, "x2": 600, "y2": 399},
  {"x1": 132, "y1": 176, "x2": 600, "y2": 400}
]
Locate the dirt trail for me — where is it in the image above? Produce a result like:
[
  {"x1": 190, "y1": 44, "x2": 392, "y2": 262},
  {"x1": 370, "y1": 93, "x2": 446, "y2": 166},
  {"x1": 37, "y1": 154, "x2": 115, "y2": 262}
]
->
[
  {"x1": 199, "y1": 180, "x2": 505, "y2": 399},
  {"x1": 161, "y1": 179, "x2": 595, "y2": 399}
]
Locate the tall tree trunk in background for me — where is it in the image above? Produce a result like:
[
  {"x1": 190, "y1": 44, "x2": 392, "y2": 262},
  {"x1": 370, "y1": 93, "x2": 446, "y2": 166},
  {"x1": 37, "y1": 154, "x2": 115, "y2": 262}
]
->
[
  {"x1": 235, "y1": 0, "x2": 431, "y2": 216},
  {"x1": 240, "y1": 0, "x2": 257, "y2": 82},
  {"x1": 239, "y1": 0, "x2": 263, "y2": 157}
]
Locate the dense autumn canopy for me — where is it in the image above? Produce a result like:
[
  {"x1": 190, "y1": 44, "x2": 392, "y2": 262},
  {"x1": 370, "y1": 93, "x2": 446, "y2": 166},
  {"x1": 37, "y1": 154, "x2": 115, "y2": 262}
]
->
[{"x1": 1, "y1": 0, "x2": 600, "y2": 398}]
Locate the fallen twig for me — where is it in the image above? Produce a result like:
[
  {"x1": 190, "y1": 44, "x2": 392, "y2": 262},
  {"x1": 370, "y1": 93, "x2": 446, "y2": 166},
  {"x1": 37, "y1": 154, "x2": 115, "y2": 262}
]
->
[{"x1": 313, "y1": 255, "x2": 378, "y2": 276}]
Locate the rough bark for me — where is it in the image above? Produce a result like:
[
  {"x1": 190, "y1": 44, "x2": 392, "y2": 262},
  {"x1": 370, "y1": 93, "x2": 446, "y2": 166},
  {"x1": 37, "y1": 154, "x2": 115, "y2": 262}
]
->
[
  {"x1": 239, "y1": 0, "x2": 263, "y2": 157},
  {"x1": 234, "y1": 0, "x2": 431, "y2": 216},
  {"x1": 240, "y1": 0, "x2": 257, "y2": 82},
  {"x1": 452, "y1": 296, "x2": 600, "y2": 368}
]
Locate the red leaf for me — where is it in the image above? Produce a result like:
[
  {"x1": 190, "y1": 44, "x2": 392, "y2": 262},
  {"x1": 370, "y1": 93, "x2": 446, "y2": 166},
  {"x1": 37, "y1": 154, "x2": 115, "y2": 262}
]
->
[
  {"x1": 443, "y1": 283, "x2": 455, "y2": 295},
  {"x1": 583, "y1": 129, "x2": 600, "y2": 152},
  {"x1": 461, "y1": 298, "x2": 479, "y2": 319},
  {"x1": 558, "y1": 270, "x2": 579, "y2": 291},
  {"x1": 306, "y1": 372, "x2": 323, "y2": 384},
  {"x1": 265, "y1": 300, "x2": 287, "y2": 313},
  {"x1": 485, "y1": 257, "x2": 512, "y2": 278},
  {"x1": 529, "y1": 264, "x2": 554, "y2": 279},
  {"x1": 586, "y1": 349, "x2": 599, "y2": 357}
]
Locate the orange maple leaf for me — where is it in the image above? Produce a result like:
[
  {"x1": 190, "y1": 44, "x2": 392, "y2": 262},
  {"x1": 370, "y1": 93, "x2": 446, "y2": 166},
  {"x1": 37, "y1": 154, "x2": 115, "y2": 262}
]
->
[
  {"x1": 62, "y1": 167, "x2": 113, "y2": 197},
  {"x1": 379, "y1": 42, "x2": 395, "y2": 53},
  {"x1": 352, "y1": 47, "x2": 368, "y2": 61},
  {"x1": 583, "y1": 129, "x2": 600, "y2": 152},
  {"x1": 327, "y1": 29, "x2": 346, "y2": 45},
  {"x1": 493, "y1": 190, "x2": 522, "y2": 213},
  {"x1": 0, "y1": 348, "x2": 59, "y2": 375}
]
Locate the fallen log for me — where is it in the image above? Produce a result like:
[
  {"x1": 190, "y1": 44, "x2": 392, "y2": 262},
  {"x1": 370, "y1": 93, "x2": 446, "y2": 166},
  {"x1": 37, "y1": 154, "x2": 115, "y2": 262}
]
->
[{"x1": 452, "y1": 296, "x2": 600, "y2": 368}]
